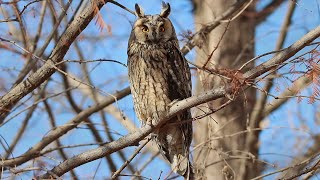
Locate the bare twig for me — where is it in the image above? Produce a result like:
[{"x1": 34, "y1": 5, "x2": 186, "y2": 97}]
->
[
  {"x1": 251, "y1": 152, "x2": 320, "y2": 180},
  {"x1": 111, "y1": 138, "x2": 151, "y2": 179},
  {"x1": 202, "y1": 21, "x2": 230, "y2": 68},
  {"x1": 58, "y1": 59, "x2": 127, "y2": 67},
  {"x1": 250, "y1": 0, "x2": 297, "y2": 123},
  {"x1": 263, "y1": 74, "x2": 312, "y2": 118},
  {"x1": 244, "y1": 2, "x2": 297, "y2": 175},
  {"x1": 244, "y1": 26, "x2": 320, "y2": 79},
  {"x1": 37, "y1": 86, "x2": 227, "y2": 178},
  {"x1": 255, "y1": 0, "x2": 287, "y2": 25},
  {"x1": 283, "y1": 160, "x2": 320, "y2": 180},
  {"x1": 0, "y1": 0, "x2": 111, "y2": 123},
  {"x1": 109, "y1": 0, "x2": 135, "y2": 15},
  {"x1": 181, "y1": 0, "x2": 252, "y2": 55},
  {"x1": 0, "y1": 87, "x2": 130, "y2": 169}
]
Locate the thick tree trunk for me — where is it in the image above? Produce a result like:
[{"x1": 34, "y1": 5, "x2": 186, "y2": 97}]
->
[{"x1": 192, "y1": 0, "x2": 259, "y2": 179}]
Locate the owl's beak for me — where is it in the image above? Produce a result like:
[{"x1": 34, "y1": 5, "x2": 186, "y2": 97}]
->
[{"x1": 150, "y1": 31, "x2": 158, "y2": 42}]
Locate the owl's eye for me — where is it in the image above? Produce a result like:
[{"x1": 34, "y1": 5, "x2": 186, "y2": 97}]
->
[
  {"x1": 159, "y1": 25, "x2": 165, "y2": 32},
  {"x1": 142, "y1": 26, "x2": 149, "y2": 32}
]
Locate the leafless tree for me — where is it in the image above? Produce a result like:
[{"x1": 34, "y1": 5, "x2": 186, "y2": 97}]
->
[{"x1": 0, "y1": 0, "x2": 319, "y2": 179}]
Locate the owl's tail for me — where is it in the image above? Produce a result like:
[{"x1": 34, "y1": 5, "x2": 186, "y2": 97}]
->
[
  {"x1": 172, "y1": 154, "x2": 194, "y2": 180},
  {"x1": 155, "y1": 113, "x2": 193, "y2": 179}
]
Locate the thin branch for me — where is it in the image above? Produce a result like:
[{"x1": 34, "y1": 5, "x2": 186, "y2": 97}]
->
[
  {"x1": 263, "y1": 74, "x2": 312, "y2": 118},
  {"x1": 251, "y1": 152, "x2": 320, "y2": 180},
  {"x1": 181, "y1": 0, "x2": 252, "y2": 55},
  {"x1": 109, "y1": 0, "x2": 135, "y2": 15},
  {"x1": 244, "y1": 0, "x2": 297, "y2": 170},
  {"x1": 255, "y1": 0, "x2": 287, "y2": 25},
  {"x1": 111, "y1": 138, "x2": 151, "y2": 179},
  {"x1": 58, "y1": 59, "x2": 127, "y2": 67},
  {"x1": 250, "y1": 0, "x2": 297, "y2": 121},
  {"x1": 244, "y1": 25, "x2": 320, "y2": 79},
  {"x1": 0, "y1": 87, "x2": 130, "y2": 169},
  {"x1": 38, "y1": 87, "x2": 226, "y2": 178},
  {"x1": 283, "y1": 160, "x2": 320, "y2": 180},
  {"x1": 40, "y1": 143, "x2": 105, "y2": 155},
  {"x1": 0, "y1": 0, "x2": 112, "y2": 123},
  {"x1": 202, "y1": 21, "x2": 230, "y2": 68},
  {"x1": 17, "y1": 0, "x2": 44, "y2": 16}
]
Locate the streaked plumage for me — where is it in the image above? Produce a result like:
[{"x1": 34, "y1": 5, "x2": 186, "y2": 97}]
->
[{"x1": 127, "y1": 2, "x2": 193, "y2": 179}]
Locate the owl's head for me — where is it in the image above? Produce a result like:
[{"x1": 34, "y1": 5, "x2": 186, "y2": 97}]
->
[{"x1": 130, "y1": 2, "x2": 177, "y2": 44}]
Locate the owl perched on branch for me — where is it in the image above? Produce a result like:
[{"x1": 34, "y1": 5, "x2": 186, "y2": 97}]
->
[{"x1": 127, "y1": 2, "x2": 193, "y2": 179}]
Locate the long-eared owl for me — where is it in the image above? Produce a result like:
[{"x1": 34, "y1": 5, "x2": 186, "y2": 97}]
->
[{"x1": 127, "y1": 2, "x2": 193, "y2": 179}]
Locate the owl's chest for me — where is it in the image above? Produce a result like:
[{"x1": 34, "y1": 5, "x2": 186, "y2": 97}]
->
[
  {"x1": 128, "y1": 49, "x2": 170, "y2": 82},
  {"x1": 128, "y1": 49, "x2": 173, "y2": 120}
]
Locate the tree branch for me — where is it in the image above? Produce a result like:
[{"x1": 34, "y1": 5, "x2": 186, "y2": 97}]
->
[
  {"x1": 0, "y1": 0, "x2": 111, "y2": 123},
  {"x1": 180, "y1": 0, "x2": 251, "y2": 55},
  {"x1": 0, "y1": 87, "x2": 130, "y2": 169},
  {"x1": 39, "y1": 87, "x2": 227, "y2": 178},
  {"x1": 262, "y1": 74, "x2": 312, "y2": 118},
  {"x1": 244, "y1": 1, "x2": 297, "y2": 165},
  {"x1": 244, "y1": 25, "x2": 320, "y2": 79},
  {"x1": 255, "y1": 0, "x2": 287, "y2": 25},
  {"x1": 250, "y1": 0, "x2": 296, "y2": 124}
]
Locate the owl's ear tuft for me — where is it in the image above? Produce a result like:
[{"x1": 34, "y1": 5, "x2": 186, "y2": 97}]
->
[
  {"x1": 160, "y1": 2, "x2": 170, "y2": 18},
  {"x1": 135, "y1": 4, "x2": 145, "y2": 18}
]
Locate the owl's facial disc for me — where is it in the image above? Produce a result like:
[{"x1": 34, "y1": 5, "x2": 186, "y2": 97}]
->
[{"x1": 134, "y1": 15, "x2": 173, "y2": 44}]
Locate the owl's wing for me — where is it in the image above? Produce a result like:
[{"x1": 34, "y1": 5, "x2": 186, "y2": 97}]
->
[
  {"x1": 164, "y1": 44, "x2": 193, "y2": 176},
  {"x1": 166, "y1": 45, "x2": 192, "y2": 102}
]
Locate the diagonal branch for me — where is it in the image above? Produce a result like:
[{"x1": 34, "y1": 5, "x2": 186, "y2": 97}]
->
[
  {"x1": 0, "y1": 87, "x2": 130, "y2": 169},
  {"x1": 279, "y1": 135, "x2": 320, "y2": 179},
  {"x1": 255, "y1": 0, "x2": 287, "y2": 25},
  {"x1": 39, "y1": 87, "x2": 227, "y2": 178},
  {"x1": 180, "y1": 0, "x2": 251, "y2": 55},
  {"x1": 0, "y1": 0, "x2": 111, "y2": 123},
  {"x1": 250, "y1": 0, "x2": 297, "y2": 124},
  {"x1": 244, "y1": 1, "x2": 297, "y2": 164},
  {"x1": 262, "y1": 75, "x2": 312, "y2": 118},
  {"x1": 244, "y1": 25, "x2": 320, "y2": 79},
  {"x1": 111, "y1": 138, "x2": 151, "y2": 179}
]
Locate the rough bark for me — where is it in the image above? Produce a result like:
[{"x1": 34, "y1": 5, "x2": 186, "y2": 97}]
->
[{"x1": 192, "y1": 0, "x2": 258, "y2": 179}]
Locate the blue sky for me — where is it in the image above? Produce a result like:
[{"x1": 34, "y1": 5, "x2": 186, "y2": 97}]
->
[{"x1": 0, "y1": 0, "x2": 319, "y2": 179}]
